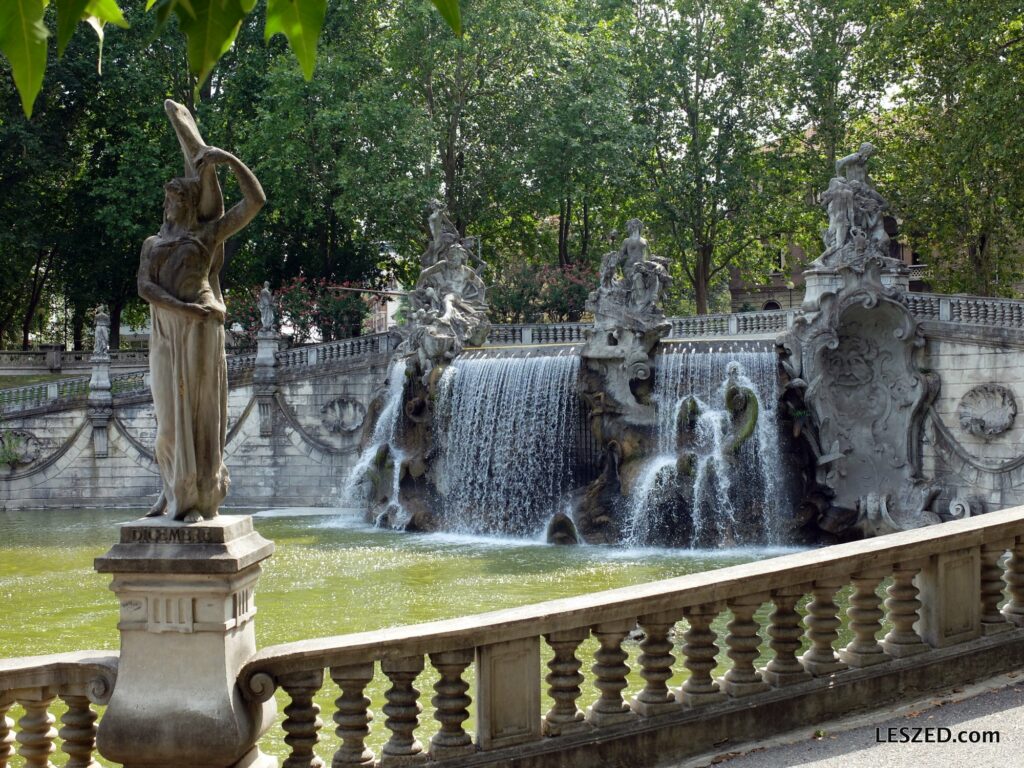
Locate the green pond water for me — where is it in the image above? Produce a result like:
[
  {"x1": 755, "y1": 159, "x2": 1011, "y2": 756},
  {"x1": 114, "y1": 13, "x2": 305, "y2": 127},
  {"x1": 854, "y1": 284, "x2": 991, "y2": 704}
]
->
[{"x1": 0, "y1": 507, "x2": 829, "y2": 763}]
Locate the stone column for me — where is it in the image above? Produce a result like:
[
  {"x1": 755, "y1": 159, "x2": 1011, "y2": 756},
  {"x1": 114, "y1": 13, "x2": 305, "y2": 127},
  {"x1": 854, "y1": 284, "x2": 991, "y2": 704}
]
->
[
  {"x1": 255, "y1": 330, "x2": 279, "y2": 437},
  {"x1": 94, "y1": 516, "x2": 277, "y2": 768},
  {"x1": 88, "y1": 311, "x2": 112, "y2": 458}
]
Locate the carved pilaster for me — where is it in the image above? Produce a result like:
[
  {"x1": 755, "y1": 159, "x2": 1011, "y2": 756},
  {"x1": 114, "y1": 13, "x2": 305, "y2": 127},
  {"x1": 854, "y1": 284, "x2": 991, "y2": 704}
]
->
[
  {"x1": 255, "y1": 329, "x2": 280, "y2": 437},
  {"x1": 428, "y1": 649, "x2": 474, "y2": 759},
  {"x1": 58, "y1": 694, "x2": 99, "y2": 768},
  {"x1": 882, "y1": 563, "x2": 929, "y2": 657},
  {"x1": 632, "y1": 610, "x2": 682, "y2": 715},
  {"x1": 763, "y1": 586, "x2": 811, "y2": 686},
  {"x1": 16, "y1": 694, "x2": 57, "y2": 768},
  {"x1": 586, "y1": 619, "x2": 636, "y2": 726},
  {"x1": 380, "y1": 656, "x2": 426, "y2": 766},
  {"x1": 280, "y1": 669, "x2": 325, "y2": 768},
  {"x1": 1003, "y1": 538, "x2": 1024, "y2": 626},
  {"x1": 840, "y1": 570, "x2": 891, "y2": 667},
  {"x1": 722, "y1": 595, "x2": 769, "y2": 696},
  {"x1": 981, "y1": 542, "x2": 1012, "y2": 635},
  {"x1": 330, "y1": 663, "x2": 375, "y2": 768},
  {"x1": 801, "y1": 580, "x2": 847, "y2": 675},
  {"x1": 680, "y1": 604, "x2": 725, "y2": 706},
  {"x1": 543, "y1": 628, "x2": 589, "y2": 736}
]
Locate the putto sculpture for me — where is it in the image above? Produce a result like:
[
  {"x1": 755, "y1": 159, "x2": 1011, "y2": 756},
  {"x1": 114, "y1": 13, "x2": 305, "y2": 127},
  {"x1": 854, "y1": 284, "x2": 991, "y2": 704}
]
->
[{"x1": 140, "y1": 100, "x2": 265, "y2": 523}]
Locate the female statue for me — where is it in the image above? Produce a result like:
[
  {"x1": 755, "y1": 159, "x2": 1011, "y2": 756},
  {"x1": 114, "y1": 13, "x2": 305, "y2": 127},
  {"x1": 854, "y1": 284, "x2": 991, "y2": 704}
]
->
[
  {"x1": 140, "y1": 101, "x2": 265, "y2": 523},
  {"x1": 258, "y1": 281, "x2": 275, "y2": 331}
]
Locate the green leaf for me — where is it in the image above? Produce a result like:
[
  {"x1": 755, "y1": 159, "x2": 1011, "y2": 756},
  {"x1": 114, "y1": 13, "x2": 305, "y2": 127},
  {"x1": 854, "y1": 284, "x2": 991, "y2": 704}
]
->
[
  {"x1": 430, "y1": 0, "x2": 462, "y2": 37},
  {"x1": 174, "y1": 0, "x2": 246, "y2": 88},
  {"x1": 265, "y1": 0, "x2": 326, "y2": 80},
  {"x1": 0, "y1": 0, "x2": 49, "y2": 118},
  {"x1": 86, "y1": 0, "x2": 128, "y2": 29},
  {"x1": 56, "y1": 0, "x2": 90, "y2": 56}
]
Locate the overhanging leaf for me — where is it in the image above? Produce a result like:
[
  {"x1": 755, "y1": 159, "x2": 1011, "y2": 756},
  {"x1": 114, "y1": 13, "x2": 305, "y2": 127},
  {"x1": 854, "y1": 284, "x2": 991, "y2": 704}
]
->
[
  {"x1": 55, "y1": 0, "x2": 90, "y2": 56},
  {"x1": 265, "y1": 0, "x2": 326, "y2": 80},
  {"x1": 430, "y1": 0, "x2": 462, "y2": 37},
  {"x1": 0, "y1": 0, "x2": 49, "y2": 117},
  {"x1": 174, "y1": 0, "x2": 246, "y2": 88}
]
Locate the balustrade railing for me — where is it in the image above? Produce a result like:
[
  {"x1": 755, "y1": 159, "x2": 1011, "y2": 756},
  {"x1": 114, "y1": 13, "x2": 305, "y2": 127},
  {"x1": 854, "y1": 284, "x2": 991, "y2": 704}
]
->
[
  {"x1": 0, "y1": 652, "x2": 117, "y2": 768},
  {"x1": 240, "y1": 506, "x2": 1024, "y2": 768}
]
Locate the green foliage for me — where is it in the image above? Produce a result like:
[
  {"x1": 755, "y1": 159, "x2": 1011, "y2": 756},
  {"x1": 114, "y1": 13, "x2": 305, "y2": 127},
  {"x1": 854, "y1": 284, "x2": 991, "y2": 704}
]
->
[
  {"x1": 489, "y1": 262, "x2": 596, "y2": 323},
  {"x1": 1, "y1": 0, "x2": 462, "y2": 117}
]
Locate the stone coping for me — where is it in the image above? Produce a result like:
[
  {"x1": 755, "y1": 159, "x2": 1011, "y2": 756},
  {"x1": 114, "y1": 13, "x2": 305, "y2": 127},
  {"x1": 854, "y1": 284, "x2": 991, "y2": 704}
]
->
[{"x1": 94, "y1": 514, "x2": 275, "y2": 575}]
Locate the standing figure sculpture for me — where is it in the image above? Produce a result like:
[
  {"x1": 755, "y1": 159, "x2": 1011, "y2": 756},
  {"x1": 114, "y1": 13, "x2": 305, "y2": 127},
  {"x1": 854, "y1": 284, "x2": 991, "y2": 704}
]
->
[
  {"x1": 140, "y1": 100, "x2": 265, "y2": 523},
  {"x1": 258, "y1": 281, "x2": 275, "y2": 331},
  {"x1": 93, "y1": 306, "x2": 110, "y2": 356}
]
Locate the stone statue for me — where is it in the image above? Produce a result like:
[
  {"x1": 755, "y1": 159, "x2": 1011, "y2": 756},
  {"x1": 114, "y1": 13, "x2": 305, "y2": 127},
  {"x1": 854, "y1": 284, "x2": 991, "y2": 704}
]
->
[
  {"x1": 620, "y1": 218, "x2": 649, "y2": 274},
  {"x1": 810, "y1": 142, "x2": 896, "y2": 271},
  {"x1": 258, "y1": 281, "x2": 275, "y2": 331},
  {"x1": 398, "y1": 206, "x2": 490, "y2": 384},
  {"x1": 140, "y1": 100, "x2": 266, "y2": 523},
  {"x1": 93, "y1": 306, "x2": 110, "y2": 356}
]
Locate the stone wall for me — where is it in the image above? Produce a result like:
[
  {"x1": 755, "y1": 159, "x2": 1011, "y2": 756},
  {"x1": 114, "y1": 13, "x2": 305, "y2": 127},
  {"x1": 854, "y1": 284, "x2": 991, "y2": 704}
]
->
[
  {"x1": 0, "y1": 354, "x2": 390, "y2": 510},
  {"x1": 921, "y1": 322, "x2": 1024, "y2": 514}
]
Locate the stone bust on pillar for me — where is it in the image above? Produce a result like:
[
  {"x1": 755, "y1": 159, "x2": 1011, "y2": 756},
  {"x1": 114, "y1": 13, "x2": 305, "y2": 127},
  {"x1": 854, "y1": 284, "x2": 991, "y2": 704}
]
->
[{"x1": 139, "y1": 100, "x2": 265, "y2": 524}]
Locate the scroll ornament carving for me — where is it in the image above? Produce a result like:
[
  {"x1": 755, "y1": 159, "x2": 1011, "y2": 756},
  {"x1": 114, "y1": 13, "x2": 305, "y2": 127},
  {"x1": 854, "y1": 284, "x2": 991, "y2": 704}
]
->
[{"x1": 957, "y1": 384, "x2": 1017, "y2": 438}]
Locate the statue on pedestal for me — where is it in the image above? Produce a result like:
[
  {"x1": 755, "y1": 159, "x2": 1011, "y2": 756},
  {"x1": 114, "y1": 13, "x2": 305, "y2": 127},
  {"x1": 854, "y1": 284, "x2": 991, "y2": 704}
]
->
[
  {"x1": 139, "y1": 100, "x2": 265, "y2": 523},
  {"x1": 258, "y1": 281, "x2": 275, "y2": 332},
  {"x1": 93, "y1": 305, "x2": 110, "y2": 356}
]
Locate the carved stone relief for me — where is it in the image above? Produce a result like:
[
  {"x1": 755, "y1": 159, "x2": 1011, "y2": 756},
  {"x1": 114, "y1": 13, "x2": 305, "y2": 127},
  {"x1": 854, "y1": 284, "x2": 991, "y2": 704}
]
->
[
  {"x1": 0, "y1": 429, "x2": 39, "y2": 468},
  {"x1": 321, "y1": 397, "x2": 367, "y2": 433},
  {"x1": 957, "y1": 384, "x2": 1017, "y2": 438}
]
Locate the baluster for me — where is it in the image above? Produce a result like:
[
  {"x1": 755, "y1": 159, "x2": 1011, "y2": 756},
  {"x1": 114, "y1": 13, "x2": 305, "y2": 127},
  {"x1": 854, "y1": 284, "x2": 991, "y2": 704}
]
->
[
  {"x1": 0, "y1": 698, "x2": 14, "y2": 768},
  {"x1": 586, "y1": 619, "x2": 636, "y2": 726},
  {"x1": 981, "y1": 542, "x2": 1012, "y2": 635},
  {"x1": 680, "y1": 604, "x2": 725, "y2": 706},
  {"x1": 280, "y1": 669, "x2": 325, "y2": 768},
  {"x1": 801, "y1": 579, "x2": 847, "y2": 675},
  {"x1": 631, "y1": 609, "x2": 682, "y2": 715},
  {"x1": 330, "y1": 663, "x2": 375, "y2": 767},
  {"x1": 428, "y1": 649, "x2": 474, "y2": 759},
  {"x1": 16, "y1": 693, "x2": 57, "y2": 768},
  {"x1": 839, "y1": 569, "x2": 891, "y2": 667},
  {"x1": 58, "y1": 694, "x2": 99, "y2": 768},
  {"x1": 380, "y1": 655, "x2": 426, "y2": 766},
  {"x1": 763, "y1": 586, "x2": 811, "y2": 686},
  {"x1": 543, "y1": 628, "x2": 589, "y2": 736},
  {"x1": 721, "y1": 595, "x2": 769, "y2": 696},
  {"x1": 881, "y1": 562, "x2": 929, "y2": 656},
  {"x1": 1003, "y1": 538, "x2": 1024, "y2": 626}
]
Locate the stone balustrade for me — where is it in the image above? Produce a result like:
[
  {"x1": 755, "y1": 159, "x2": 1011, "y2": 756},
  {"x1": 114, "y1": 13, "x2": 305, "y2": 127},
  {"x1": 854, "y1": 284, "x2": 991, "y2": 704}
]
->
[
  {"x1": 0, "y1": 651, "x2": 117, "y2": 768},
  {"x1": 238, "y1": 506, "x2": 1024, "y2": 768}
]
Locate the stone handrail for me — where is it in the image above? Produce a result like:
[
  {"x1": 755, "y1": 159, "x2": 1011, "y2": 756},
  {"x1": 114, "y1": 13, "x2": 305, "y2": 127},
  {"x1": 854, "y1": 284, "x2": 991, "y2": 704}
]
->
[
  {"x1": 0, "y1": 651, "x2": 118, "y2": 767},
  {"x1": 903, "y1": 292, "x2": 1024, "y2": 327},
  {"x1": 240, "y1": 506, "x2": 1024, "y2": 767}
]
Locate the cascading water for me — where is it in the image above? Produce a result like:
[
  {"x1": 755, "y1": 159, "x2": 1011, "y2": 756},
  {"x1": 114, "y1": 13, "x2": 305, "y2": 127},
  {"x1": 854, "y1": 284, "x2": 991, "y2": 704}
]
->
[
  {"x1": 433, "y1": 352, "x2": 581, "y2": 536},
  {"x1": 343, "y1": 359, "x2": 407, "y2": 516},
  {"x1": 623, "y1": 347, "x2": 786, "y2": 548}
]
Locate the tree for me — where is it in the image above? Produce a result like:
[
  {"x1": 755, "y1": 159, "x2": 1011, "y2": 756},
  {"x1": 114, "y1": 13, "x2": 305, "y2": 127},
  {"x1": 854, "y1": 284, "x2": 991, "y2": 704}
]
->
[{"x1": 629, "y1": 0, "x2": 783, "y2": 314}]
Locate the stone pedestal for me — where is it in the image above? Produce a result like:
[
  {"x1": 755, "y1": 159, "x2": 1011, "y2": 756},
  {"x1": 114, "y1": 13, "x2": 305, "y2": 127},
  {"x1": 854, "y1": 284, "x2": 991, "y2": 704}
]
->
[
  {"x1": 94, "y1": 516, "x2": 277, "y2": 768},
  {"x1": 88, "y1": 353, "x2": 112, "y2": 458},
  {"x1": 254, "y1": 331, "x2": 279, "y2": 437},
  {"x1": 801, "y1": 269, "x2": 843, "y2": 310}
]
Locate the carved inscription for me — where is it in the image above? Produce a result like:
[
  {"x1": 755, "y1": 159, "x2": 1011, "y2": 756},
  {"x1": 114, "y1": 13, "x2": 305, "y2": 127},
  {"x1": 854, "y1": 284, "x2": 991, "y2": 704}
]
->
[{"x1": 125, "y1": 527, "x2": 219, "y2": 544}]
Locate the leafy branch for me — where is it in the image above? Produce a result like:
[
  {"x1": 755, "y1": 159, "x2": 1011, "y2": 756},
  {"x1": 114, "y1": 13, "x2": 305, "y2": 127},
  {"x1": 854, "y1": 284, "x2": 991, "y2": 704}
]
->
[{"x1": 0, "y1": 0, "x2": 462, "y2": 117}]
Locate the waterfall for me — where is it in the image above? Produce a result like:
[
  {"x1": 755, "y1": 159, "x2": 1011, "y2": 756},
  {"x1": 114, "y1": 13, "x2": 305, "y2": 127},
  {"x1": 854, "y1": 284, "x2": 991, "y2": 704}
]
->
[
  {"x1": 343, "y1": 359, "x2": 407, "y2": 511},
  {"x1": 433, "y1": 352, "x2": 581, "y2": 536},
  {"x1": 623, "y1": 347, "x2": 785, "y2": 548}
]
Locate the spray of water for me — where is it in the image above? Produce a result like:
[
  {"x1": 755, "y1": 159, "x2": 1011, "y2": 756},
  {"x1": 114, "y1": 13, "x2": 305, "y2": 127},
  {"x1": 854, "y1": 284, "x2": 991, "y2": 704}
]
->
[
  {"x1": 433, "y1": 352, "x2": 581, "y2": 536},
  {"x1": 623, "y1": 348, "x2": 785, "y2": 547}
]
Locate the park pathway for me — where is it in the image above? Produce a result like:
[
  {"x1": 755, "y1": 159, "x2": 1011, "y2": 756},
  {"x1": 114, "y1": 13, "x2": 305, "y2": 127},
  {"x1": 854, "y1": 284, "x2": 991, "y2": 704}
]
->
[{"x1": 669, "y1": 673, "x2": 1024, "y2": 768}]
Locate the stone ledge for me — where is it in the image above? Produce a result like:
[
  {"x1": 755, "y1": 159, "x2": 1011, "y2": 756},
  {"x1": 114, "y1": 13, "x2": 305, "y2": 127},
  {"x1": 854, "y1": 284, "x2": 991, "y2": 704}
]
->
[{"x1": 95, "y1": 515, "x2": 274, "y2": 574}]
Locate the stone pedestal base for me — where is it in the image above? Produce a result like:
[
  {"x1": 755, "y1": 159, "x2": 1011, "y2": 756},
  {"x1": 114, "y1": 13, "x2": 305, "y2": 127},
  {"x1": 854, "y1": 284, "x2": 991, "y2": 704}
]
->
[{"x1": 95, "y1": 516, "x2": 277, "y2": 768}]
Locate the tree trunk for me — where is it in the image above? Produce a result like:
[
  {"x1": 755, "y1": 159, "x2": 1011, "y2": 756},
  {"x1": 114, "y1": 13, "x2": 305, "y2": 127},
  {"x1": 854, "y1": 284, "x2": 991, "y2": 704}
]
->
[
  {"x1": 558, "y1": 196, "x2": 573, "y2": 267},
  {"x1": 109, "y1": 301, "x2": 123, "y2": 350},
  {"x1": 694, "y1": 245, "x2": 713, "y2": 315},
  {"x1": 20, "y1": 249, "x2": 55, "y2": 349},
  {"x1": 580, "y1": 198, "x2": 590, "y2": 262}
]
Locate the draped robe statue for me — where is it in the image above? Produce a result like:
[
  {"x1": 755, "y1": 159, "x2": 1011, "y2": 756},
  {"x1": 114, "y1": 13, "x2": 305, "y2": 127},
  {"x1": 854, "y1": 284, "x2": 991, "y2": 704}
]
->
[{"x1": 139, "y1": 100, "x2": 265, "y2": 523}]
